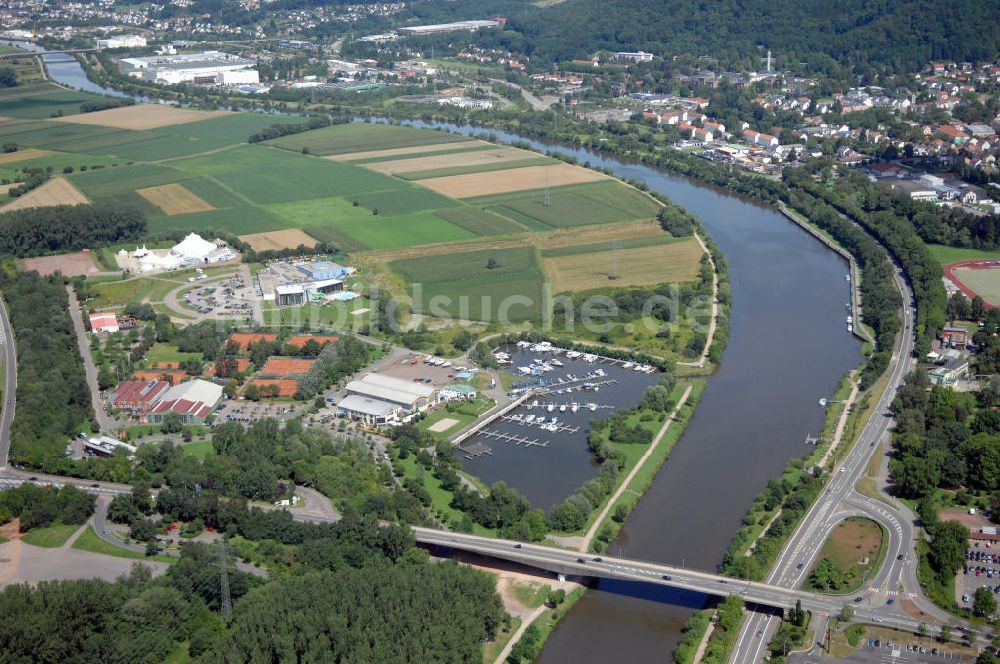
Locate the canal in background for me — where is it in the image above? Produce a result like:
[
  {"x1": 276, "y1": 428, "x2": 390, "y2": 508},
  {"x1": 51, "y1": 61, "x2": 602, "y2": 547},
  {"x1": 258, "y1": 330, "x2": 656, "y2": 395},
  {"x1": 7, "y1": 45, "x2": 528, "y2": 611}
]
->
[{"x1": 36, "y1": 58, "x2": 862, "y2": 660}]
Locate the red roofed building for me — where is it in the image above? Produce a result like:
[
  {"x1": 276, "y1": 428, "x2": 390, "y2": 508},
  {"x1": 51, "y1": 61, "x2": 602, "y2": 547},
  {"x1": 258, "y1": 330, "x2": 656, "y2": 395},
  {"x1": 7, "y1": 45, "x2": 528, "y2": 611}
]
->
[
  {"x1": 147, "y1": 379, "x2": 223, "y2": 425},
  {"x1": 89, "y1": 312, "x2": 120, "y2": 334},
  {"x1": 110, "y1": 379, "x2": 170, "y2": 416},
  {"x1": 226, "y1": 332, "x2": 278, "y2": 351},
  {"x1": 937, "y1": 124, "x2": 970, "y2": 144}
]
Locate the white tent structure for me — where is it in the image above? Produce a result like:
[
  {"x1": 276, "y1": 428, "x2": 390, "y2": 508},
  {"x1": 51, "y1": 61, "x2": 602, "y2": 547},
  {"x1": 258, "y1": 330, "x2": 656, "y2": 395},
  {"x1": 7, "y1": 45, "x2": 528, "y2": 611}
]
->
[{"x1": 171, "y1": 233, "x2": 218, "y2": 261}]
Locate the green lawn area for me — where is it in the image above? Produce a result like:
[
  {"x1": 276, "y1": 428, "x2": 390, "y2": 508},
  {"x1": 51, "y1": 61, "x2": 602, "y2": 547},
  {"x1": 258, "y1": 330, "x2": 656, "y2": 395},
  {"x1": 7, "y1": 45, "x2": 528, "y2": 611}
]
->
[
  {"x1": 803, "y1": 516, "x2": 886, "y2": 594},
  {"x1": 511, "y1": 580, "x2": 550, "y2": 608},
  {"x1": 0, "y1": 83, "x2": 103, "y2": 119},
  {"x1": 20, "y1": 522, "x2": 81, "y2": 548},
  {"x1": 260, "y1": 297, "x2": 374, "y2": 329},
  {"x1": 266, "y1": 122, "x2": 466, "y2": 156},
  {"x1": 350, "y1": 186, "x2": 459, "y2": 217},
  {"x1": 927, "y1": 244, "x2": 1000, "y2": 265},
  {"x1": 389, "y1": 246, "x2": 546, "y2": 322},
  {"x1": 72, "y1": 525, "x2": 175, "y2": 563},
  {"x1": 416, "y1": 398, "x2": 493, "y2": 440},
  {"x1": 149, "y1": 205, "x2": 286, "y2": 235},
  {"x1": 146, "y1": 343, "x2": 204, "y2": 364},
  {"x1": 90, "y1": 275, "x2": 182, "y2": 307},
  {"x1": 181, "y1": 440, "x2": 213, "y2": 459}
]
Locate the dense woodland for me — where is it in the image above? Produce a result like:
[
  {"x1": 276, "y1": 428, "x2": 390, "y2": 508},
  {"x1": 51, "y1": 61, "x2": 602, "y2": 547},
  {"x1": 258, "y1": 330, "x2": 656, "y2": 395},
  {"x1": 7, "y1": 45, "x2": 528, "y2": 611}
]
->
[
  {"x1": 4, "y1": 270, "x2": 94, "y2": 470},
  {"x1": 0, "y1": 204, "x2": 146, "y2": 258},
  {"x1": 494, "y1": 0, "x2": 1000, "y2": 74},
  {"x1": 0, "y1": 511, "x2": 505, "y2": 663}
]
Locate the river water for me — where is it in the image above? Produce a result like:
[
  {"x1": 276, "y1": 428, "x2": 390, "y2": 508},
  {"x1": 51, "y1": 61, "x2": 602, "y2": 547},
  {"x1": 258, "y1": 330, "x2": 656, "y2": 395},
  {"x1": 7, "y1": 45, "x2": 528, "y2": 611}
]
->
[{"x1": 38, "y1": 60, "x2": 862, "y2": 660}]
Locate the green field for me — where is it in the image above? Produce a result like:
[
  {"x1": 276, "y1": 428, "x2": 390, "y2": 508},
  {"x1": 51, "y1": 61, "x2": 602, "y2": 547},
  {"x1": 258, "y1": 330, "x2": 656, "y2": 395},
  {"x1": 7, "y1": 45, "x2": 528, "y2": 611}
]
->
[
  {"x1": 171, "y1": 145, "x2": 408, "y2": 205},
  {"x1": 951, "y1": 266, "x2": 1000, "y2": 305},
  {"x1": 0, "y1": 83, "x2": 103, "y2": 119},
  {"x1": 390, "y1": 246, "x2": 545, "y2": 322},
  {"x1": 928, "y1": 243, "x2": 1000, "y2": 265},
  {"x1": 20, "y1": 522, "x2": 80, "y2": 548},
  {"x1": 351, "y1": 144, "x2": 492, "y2": 165},
  {"x1": 434, "y1": 206, "x2": 528, "y2": 236},
  {"x1": 71, "y1": 162, "x2": 192, "y2": 198},
  {"x1": 146, "y1": 343, "x2": 204, "y2": 364},
  {"x1": 349, "y1": 186, "x2": 458, "y2": 217},
  {"x1": 0, "y1": 151, "x2": 121, "y2": 182},
  {"x1": 0, "y1": 120, "x2": 130, "y2": 150},
  {"x1": 149, "y1": 205, "x2": 285, "y2": 235},
  {"x1": 266, "y1": 122, "x2": 467, "y2": 156},
  {"x1": 336, "y1": 211, "x2": 477, "y2": 250},
  {"x1": 470, "y1": 181, "x2": 662, "y2": 229}
]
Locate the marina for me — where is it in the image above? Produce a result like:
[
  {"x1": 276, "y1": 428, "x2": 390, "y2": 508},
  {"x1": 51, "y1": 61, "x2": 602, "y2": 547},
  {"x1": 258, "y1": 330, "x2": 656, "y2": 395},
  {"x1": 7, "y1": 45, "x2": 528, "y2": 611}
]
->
[{"x1": 460, "y1": 342, "x2": 661, "y2": 510}]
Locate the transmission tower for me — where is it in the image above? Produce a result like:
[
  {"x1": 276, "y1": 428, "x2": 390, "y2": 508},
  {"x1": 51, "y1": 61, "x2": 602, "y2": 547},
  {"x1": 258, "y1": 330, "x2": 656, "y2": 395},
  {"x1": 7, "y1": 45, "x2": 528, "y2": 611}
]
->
[
  {"x1": 543, "y1": 169, "x2": 550, "y2": 207},
  {"x1": 219, "y1": 542, "x2": 232, "y2": 623},
  {"x1": 610, "y1": 240, "x2": 621, "y2": 279}
]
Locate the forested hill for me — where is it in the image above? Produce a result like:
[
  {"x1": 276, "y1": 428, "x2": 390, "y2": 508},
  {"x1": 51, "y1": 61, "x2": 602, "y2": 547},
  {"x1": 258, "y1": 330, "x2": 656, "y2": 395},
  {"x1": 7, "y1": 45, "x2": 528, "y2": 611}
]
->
[{"x1": 505, "y1": 0, "x2": 1000, "y2": 73}]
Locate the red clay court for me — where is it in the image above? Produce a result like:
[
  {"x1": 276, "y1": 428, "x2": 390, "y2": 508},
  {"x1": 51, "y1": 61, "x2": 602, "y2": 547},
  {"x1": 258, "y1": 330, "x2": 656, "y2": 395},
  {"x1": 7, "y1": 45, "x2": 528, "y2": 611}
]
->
[
  {"x1": 226, "y1": 333, "x2": 278, "y2": 350},
  {"x1": 250, "y1": 378, "x2": 300, "y2": 397},
  {"x1": 259, "y1": 357, "x2": 315, "y2": 377},
  {"x1": 943, "y1": 259, "x2": 1000, "y2": 308}
]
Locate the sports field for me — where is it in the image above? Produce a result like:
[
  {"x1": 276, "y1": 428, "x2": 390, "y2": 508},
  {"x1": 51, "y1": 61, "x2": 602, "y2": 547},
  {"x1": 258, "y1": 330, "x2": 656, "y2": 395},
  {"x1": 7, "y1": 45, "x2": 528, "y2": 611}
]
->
[
  {"x1": 418, "y1": 163, "x2": 607, "y2": 198},
  {"x1": 267, "y1": 122, "x2": 469, "y2": 156},
  {"x1": 54, "y1": 104, "x2": 231, "y2": 130},
  {"x1": 544, "y1": 238, "x2": 703, "y2": 292},
  {"x1": 2, "y1": 177, "x2": 88, "y2": 211},
  {"x1": 137, "y1": 183, "x2": 214, "y2": 215},
  {"x1": 950, "y1": 265, "x2": 1000, "y2": 306}
]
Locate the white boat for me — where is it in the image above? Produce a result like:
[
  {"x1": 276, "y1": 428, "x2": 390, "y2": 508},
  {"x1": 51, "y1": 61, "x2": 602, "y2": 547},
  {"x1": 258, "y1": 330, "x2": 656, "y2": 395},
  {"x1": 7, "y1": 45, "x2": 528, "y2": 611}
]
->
[
  {"x1": 547, "y1": 404, "x2": 555, "y2": 412},
  {"x1": 550, "y1": 359, "x2": 563, "y2": 367},
  {"x1": 524, "y1": 415, "x2": 535, "y2": 424},
  {"x1": 622, "y1": 362, "x2": 633, "y2": 369},
  {"x1": 571, "y1": 402, "x2": 579, "y2": 413},
  {"x1": 583, "y1": 354, "x2": 597, "y2": 363},
  {"x1": 846, "y1": 274, "x2": 851, "y2": 282},
  {"x1": 518, "y1": 366, "x2": 532, "y2": 375},
  {"x1": 559, "y1": 404, "x2": 566, "y2": 412},
  {"x1": 587, "y1": 403, "x2": 598, "y2": 411},
  {"x1": 566, "y1": 351, "x2": 582, "y2": 359},
  {"x1": 847, "y1": 324, "x2": 854, "y2": 333},
  {"x1": 517, "y1": 340, "x2": 531, "y2": 348}
]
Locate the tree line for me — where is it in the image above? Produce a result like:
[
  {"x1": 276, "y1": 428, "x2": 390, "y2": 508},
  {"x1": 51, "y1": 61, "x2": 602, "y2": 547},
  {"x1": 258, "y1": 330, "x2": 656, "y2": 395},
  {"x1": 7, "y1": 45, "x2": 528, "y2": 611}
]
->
[{"x1": 0, "y1": 203, "x2": 146, "y2": 258}]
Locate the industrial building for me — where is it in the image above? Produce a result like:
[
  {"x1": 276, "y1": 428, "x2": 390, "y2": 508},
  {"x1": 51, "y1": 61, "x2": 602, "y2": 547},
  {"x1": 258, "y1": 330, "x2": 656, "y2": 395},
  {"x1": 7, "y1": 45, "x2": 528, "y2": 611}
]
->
[
  {"x1": 343, "y1": 373, "x2": 438, "y2": 412},
  {"x1": 398, "y1": 19, "x2": 503, "y2": 35},
  {"x1": 337, "y1": 394, "x2": 402, "y2": 426},
  {"x1": 97, "y1": 35, "x2": 147, "y2": 49},
  {"x1": 121, "y1": 51, "x2": 257, "y2": 86},
  {"x1": 147, "y1": 379, "x2": 223, "y2": 424},
  {"x1": 258, "y1": 259, "x2": 355, "y2": 305}
]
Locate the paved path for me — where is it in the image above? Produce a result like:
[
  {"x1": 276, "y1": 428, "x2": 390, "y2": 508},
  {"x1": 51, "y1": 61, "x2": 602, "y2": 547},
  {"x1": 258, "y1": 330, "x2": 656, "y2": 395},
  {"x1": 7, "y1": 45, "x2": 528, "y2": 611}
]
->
[
  {"x1": 65, "y1": 285, "x2": 118, "y2": 433},
  {"x1": 815, "y1": 375, "x2": 861, "y2": 470},
  {"x1": 0, "y1": 297, "x2": 17, "y2": 469},
  {"x1": 240, "y1": 263, "x2": 264, "y2": 325},
  {"x1": 493, "y1": 603, "x2": 548, "y2": 664},
  {"x1": 578, "y1": 383, "x2": 694, "y2": 552},
  {"x1": 677, "y1": 231, "x2": 719, "y2": 368},
  {"x1": 487, "y1": 78, "x2": 554, "y2": 111}
]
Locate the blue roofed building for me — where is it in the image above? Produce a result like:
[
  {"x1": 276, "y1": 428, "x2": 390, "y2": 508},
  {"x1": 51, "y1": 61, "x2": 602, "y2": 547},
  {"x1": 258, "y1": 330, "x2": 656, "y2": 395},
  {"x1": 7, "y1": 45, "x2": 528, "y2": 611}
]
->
[{"x1": 297, "y1": 261, "x2": 349, "y2": 281}]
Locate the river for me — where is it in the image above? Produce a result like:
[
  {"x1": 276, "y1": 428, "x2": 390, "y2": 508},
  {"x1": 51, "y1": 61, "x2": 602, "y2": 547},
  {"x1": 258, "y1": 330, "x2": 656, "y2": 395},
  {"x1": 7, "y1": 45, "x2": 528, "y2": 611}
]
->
[{"x1": 39, "y1": 60, "x2": 862, "y2": 661}]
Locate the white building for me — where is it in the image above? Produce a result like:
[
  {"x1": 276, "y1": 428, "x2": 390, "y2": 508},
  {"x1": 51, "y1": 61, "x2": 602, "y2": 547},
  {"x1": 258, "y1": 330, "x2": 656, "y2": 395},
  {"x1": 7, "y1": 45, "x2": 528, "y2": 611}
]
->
[
  {"x1": 344, "y1": 373, "x2": 438, "y2": 413},
  {"x1": 121, "y1": 51, "x2": 256, "y2": 86},
  {"x1": 217, "y1": 70, "x2": 259, "y2": 86},
  {"x1": 398, "y1": 20, "x2": 502, "y2": 35},
  {"x1": 97, "y1": 35, "x2": 147, "y2": 49},
  {"x1": 614, "y1": 51, "x2": 654, "y2": 63}
]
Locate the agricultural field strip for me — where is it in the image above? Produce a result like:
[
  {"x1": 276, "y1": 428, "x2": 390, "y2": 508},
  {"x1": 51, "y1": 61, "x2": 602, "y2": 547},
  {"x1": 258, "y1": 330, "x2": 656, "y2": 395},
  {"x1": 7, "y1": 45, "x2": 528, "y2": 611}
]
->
[
  {"x1": 365, "y1": 146, "x2": 542, "y2": 174},
  {"x1": 51, "y1": 104, "x2": 231, "y2": 130},
  {"x1": 327, "y1": 140, "x2": 490, "y2": 162},
  {"x1": 416, "y1": 162, "x2": 608, "y2": 198},
  {"x1": 394, "y1": 158, "x2": 555, "y2": 181},
  {"x1": 0, "y1": 148, "x2": 51, "y2": 164},
  {"x1": 136, "y1": 183, "x2": 214, "y2": 216},
  {"x1": 266, "y1": 123, "x2": 471, "y2": 156},
  {"x1": 543, "y1": 239, "x2": 704, "y2": 293},
  {"x1": 1, "y1": 177, "x2": 89, "y2": 211}
]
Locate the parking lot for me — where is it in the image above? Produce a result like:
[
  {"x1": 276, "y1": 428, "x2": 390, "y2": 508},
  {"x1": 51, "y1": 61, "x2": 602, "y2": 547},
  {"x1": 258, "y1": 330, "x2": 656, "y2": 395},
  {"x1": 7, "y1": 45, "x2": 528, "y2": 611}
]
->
[
  {"x1": 215, "y1": 400, "x2": 302, "y2": 424},
  {"x1": 791, "y1": 639, "x2": 970, "y2": 664},
  {"x1": 960, "y1": 543, "x2": 1000, "y2": 605},
  {"x1": 181, "y1": 272, "x2": 253, "y2": 318}
]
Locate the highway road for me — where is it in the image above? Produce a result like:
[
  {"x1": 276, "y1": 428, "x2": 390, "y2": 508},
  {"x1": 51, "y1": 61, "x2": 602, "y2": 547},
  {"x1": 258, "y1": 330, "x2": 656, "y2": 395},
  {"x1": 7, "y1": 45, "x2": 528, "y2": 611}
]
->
[
  {"x1": 728, "y1": 264, "x2": 940, "y2": 663},
  {"x1": 0, "y1": 297, "x2": 15, "y2": 471}
]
